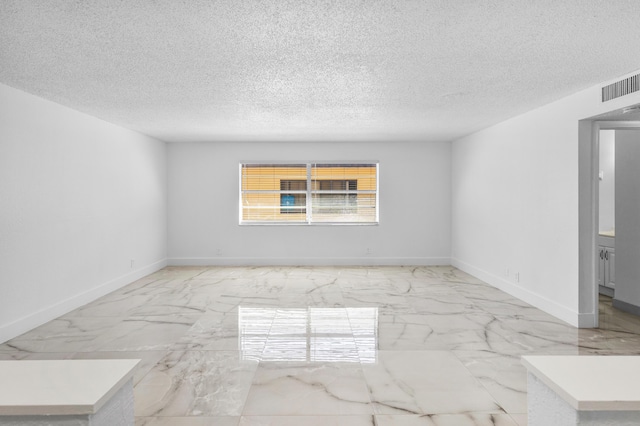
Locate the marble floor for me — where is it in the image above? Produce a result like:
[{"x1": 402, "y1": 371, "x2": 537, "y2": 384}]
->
[{"x1": 2, "y1": 266, "x2": 640, "y2": 426}]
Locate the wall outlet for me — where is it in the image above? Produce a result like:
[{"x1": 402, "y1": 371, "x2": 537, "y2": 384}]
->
[
  {"x1": 216, "y1": 248, "x2": 222, "y2": 256},
  {"x1": 130, "y1": 259, "x2": 135, "y2": 269},
  {"x1": 366, "y1": 248, "x2": 373, "y2": 255},
  {"x1": 515, "y1": 272, "x2": 520, "y2": 283}
]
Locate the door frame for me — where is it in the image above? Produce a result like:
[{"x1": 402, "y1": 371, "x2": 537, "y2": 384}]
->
[{"x1": 578, "y1": 120, "x2": 640, "y2": 328}]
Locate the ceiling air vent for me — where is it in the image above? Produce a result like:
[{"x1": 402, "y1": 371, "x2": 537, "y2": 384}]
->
[{"x1": 602, "y1": 73, "x2": 640, "y2": 102}]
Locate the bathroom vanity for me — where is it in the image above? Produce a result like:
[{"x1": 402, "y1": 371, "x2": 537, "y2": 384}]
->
[{"x1": 598, "y1": 230, "x2": 615, "y2": 297}]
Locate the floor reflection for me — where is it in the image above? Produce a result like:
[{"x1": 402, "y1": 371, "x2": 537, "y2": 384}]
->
[{"x1": 238, "y1": 307, "x2": 378, "y2": 363}]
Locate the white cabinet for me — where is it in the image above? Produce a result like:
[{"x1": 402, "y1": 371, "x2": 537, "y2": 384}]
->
[{"x1": 598, "y1": 235, "x2": 615, "y2": 289}]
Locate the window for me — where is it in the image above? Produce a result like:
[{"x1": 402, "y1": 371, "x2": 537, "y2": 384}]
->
[{"x1": 240, "y1": 162, "x2": 378, "y2": 224}]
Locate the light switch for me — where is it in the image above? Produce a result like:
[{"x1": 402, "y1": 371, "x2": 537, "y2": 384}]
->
[{"x1": 599, "y1": 171, "x2": 604, "y2": 180}]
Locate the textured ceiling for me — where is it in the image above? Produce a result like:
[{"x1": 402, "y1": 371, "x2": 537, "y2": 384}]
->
[{"x1": 1, "y1": 1, "x2": 640, "y2": 143}]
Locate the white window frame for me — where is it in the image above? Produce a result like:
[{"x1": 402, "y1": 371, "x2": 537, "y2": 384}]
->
[{"x1": 239, "y1": 161, "x2": 379, "y2": 225}]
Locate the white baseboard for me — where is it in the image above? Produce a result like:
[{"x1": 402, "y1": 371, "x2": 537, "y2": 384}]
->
[
  {"x1": 612, "y1": 298, "x2": 640, "y2": 317},
  {"x1": 168, "y1": 256, "x2": 451, "y2": 267},
  {"x1": 0, "y1": 258, "x2": 167, "y2": 344},
  {"x1": 452, "y1": 258, "x2": 580, "y2": 327},
  {"x1": 578, "y1": 312, "x2": 598, "y2": 328}
]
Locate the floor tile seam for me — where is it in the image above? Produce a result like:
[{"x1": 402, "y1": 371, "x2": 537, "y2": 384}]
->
[
  {"x1": 134, "y1": 415, "x2": 242, "y2": 422},
  {"x1": 237, "y1": 356, "x2": 262, "y2": 419},
  {"x1": 478, "y1": 314, "x2": 526, "y2": 350},
  {"x1": 60, "y1": 312, "x2": 209, "y2": 320},
  {"x1": 246, "y1": 359, "x2": 374, "y2": 416},
  {"x1": 239, "y1": 414, "x2": 374, "y2": 417},
  {"x1": 461, "y1": 371, "x2": 521, "y2": 416},
  {"x1": 5, "y1": 334, "x2": 107, "y2": 353},
  {"x1": 0, "y1": 350, "x2": 77, "y2": 358},
  {"x1": 64, "y1": 313, "x2": 205, "y2": 322},
  {"x1": 133, "y1": 412, "x2": 524, "y2": 420},
  {"x1": 126, "y1": 349, "x2": 171, "y2": 388},
  {"x1": 362, "y1": 349, "x2": 462, "y2": 416},
  {"x1": 147, "y1": 349, "x2": 256, "y2": 356},
  {"x1": 133, "y1": 355, "x2": 259, "y2": 418},
  {"x1": 473, "y1": 313, "x2": 561, "y2": 353},
  {"x1": 484, "y1": 321, "x2": 587, "y2": 351},
  {"x1": 369, "y1": 404, "x2": 509, "y2": 417},
  {"x1": 446, "y1": 350, "x2": 515, "y2": 416},
  {"x1": 451, "y1": 348, "x2": 524, "y2": 368}
]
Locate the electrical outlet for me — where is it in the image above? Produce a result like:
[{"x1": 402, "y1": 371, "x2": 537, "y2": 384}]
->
[
  {"x1": 216, "y1": 248, "x2": 222, "y2": 256},
  {"x1": 130, "y1": 259, "x2": 135, "y2": 269},
  {"x1": 366, "y1": 248, "x2": 373, "y2": 255},
  {"x1": 515, "y1": 272, "x2": 520, "y2": 283}
]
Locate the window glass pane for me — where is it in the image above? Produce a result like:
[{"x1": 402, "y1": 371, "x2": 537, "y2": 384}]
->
[
  {"x1": 311, "y1": 164, "x2": 377, "y2": 223},
  {"x1": 311, "y1": 164, "x2": 377, "y2": 192},
  {"x1": 241, "y1": 164, "x2": 307, "y2": 222},
  {"x1": 243, "y1": 193, "x2": 305, "y2": 221},
  {"x1": 241, "y1": 164, "x2": 307, "y2": 190}
]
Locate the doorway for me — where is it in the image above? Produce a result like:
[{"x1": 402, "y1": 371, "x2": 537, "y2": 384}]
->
[
  {"x1": 579, "y1": 114, "x2": 640, "y2": 329},
  {"x1": 597, "y1": 129, "x2": 615, "y2": 300}
]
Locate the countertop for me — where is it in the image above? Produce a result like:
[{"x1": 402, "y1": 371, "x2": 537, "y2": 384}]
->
[
  {"x1": 0, "y1": 359, "x2": 139, "y2": 416},
  {"x1": 522, "y1": 355, "x2": 640, "y2": 411}
]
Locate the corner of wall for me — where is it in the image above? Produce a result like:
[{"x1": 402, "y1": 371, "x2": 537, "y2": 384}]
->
[
  {"x1": 167, "y1": 256, "x2": 451, "y2": 267},
  {"x1": 451, "y1": 258, "x2": 581, "y2": 327},
  {"x1": 0, "y1": 258, "x2": 167, "y2": 344}
]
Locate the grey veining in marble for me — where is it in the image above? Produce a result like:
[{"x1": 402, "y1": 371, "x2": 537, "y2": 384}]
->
[
  {"x1": 136, "y1": 418, "x2": 239, "y2": 426},
  {"x1": 363, "y1": 350, "x2": 502, "y2": 415},
  {"x1": 135, "y1": 350, "x2": 257, "y2": 417},
  {"x1": 374, "y1": 414, "x2": 522, "y2": 425},
  {"x1": 2, "y1": 266, "x2": 640, "y2": 425},
  {"x1": 244, "y1": 362, "x2": 372, "y2": 415}
]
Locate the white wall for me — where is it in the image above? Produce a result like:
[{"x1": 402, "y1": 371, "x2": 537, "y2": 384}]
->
[
  {"x1": 168, "y1": 141, "x2": 451, "y2": 265},
  {"x1": 598, "y1": 130, "x2": 615, "y2": 233},
  {"x1": 613, "y1": 129, "x2": 640, "y2": 313},
  {"x1": 451, "y1": 70, "x2": 640, "y2": 326},
  {"x1": 0, "y1": 83, "x2": 167, "y2": 343}
]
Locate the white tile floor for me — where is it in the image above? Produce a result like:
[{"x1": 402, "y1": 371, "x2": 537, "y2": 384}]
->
[{"x1": 1, "y1": 266, "x2": 640, "y2": 425}]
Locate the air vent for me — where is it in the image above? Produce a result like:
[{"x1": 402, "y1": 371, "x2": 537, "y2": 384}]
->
[{"x1": 602, "y1": 73, "x2": 640, "y2": 102}]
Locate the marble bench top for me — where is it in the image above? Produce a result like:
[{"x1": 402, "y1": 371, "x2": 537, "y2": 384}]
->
[
  {"x1": 522, "y1": 355, "x2": 640, "y2": 411},
  {"x1": 0, "y1": 359, "x2": 139, "y2": 416}
]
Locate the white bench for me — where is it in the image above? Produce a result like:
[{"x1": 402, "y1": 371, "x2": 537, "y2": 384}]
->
[
  {"x1": 522, "y1": 356, "x2": 640, "y2": 426},
  {"x1": 0, "y1": 359, "x2": 139, "y2": 426}
]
